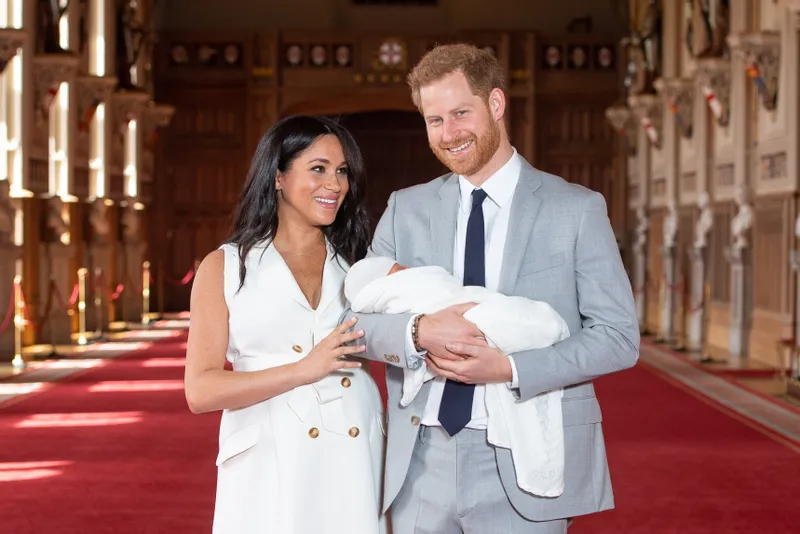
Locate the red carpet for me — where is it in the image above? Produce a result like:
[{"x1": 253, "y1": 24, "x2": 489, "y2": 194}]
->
[{"x1": 1, "y1": 337, "x2": 798, "y2": 533}]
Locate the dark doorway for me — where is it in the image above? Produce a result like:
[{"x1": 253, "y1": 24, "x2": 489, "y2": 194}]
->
[{"x1": 332, "y1": 110, "x2": 448, "y2": 226}]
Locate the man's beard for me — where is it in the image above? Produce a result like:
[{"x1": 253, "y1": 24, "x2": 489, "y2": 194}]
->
[{"x1": 431, "y1": 120, "x2": 501, "y2": 177}]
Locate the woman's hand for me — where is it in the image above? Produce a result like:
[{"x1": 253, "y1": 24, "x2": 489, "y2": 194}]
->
[{"x1": 295, "y1": 317, "x2": 365, "y2": 385}]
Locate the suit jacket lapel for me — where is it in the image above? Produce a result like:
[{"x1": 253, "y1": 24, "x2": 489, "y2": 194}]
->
[
  {"x1": 430, "y1": 174, "x2": 459, "y2": 273},
  {"x1": 499, "y1": 162, "x2": 543, "y2": 294}
]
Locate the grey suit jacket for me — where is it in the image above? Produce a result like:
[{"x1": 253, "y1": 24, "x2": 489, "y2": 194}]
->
[{"x1": 343, "y1": 158, "x2": 640, "y2": 521}]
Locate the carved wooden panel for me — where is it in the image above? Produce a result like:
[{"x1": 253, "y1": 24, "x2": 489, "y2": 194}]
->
[
  {"x1": 753, "y1": 197, "x2": 790, "y2": 314},
  {"x1": 681, "y1": 172, "x2": 696, "y2": 194},
  {"x1": 166, "y1": 87, "x2": 247, "y2": 149},
  {"x1": 73, "y1": 168, "x2": 89, "y2": 199},
  {"x1": 248, "y1": 91, "x2": 278, "y2": 157},
  {"x1": 29, "y1": 159, "x2": 49, "y2": 194},
  {"x1": 109, "y1": 173, "x2": 124, "y2": 199},
  {"x1": 709, "y1": 203, "x2": 734, "y2": 303},
  {"x1": 509, "y1": 97, "x2": 533, "y2": 163},
  {"x1": 674, "y1": 207, "x2": 696, "y2": 338},
  {"x1": 535, "y1": 95, "x2": 618, "y2": 231},
  {"x1": 154, "y1": 83, "x2": 248, "y2": 311},
  {"x1": 334, "y1": 111, "x2": 447, "y2": 227}
]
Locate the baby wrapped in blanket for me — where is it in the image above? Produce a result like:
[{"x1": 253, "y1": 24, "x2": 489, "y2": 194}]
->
[{"x1": 345, "y1": 256, "x2": 571, "y2": 497}]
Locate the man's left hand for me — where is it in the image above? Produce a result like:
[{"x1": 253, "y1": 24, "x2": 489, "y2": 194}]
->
[{"x1": 426, "y1": 342, "x2": 512, "y2": 384}]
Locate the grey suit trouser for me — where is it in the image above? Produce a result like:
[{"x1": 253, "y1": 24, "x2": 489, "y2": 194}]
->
[{"x1": 391, "y1": 426, "x2": 569, "y2": 534}]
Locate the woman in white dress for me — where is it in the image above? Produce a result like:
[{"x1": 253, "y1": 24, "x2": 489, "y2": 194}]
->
[{"x1": 185, "y1": 115, "x2": 387, "y2": 533}]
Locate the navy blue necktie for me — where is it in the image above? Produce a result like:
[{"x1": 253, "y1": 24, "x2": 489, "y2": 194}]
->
[{"x1": 438, "y1": 188, "x2": 487, "y2": 436}]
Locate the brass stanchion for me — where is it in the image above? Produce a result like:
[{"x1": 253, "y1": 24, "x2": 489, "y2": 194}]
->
[
  {"x1": 157, "y1": 261, "x2": 164, "y2": 318},
  {"x1": 76, "y1": 268, "x2": 88, "y2": 345},
  {"x1": 11, "y1": 276, "x2": 25, "y2": 370},
  {"x1": 141, "y1": 261, "x2": 151, "y2": 325}
]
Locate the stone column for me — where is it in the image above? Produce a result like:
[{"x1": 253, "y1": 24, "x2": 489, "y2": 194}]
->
[
  {"x1": 0, "y1": 181, "x2": 20, "y2": 362},
  {"x1": 727, "y1": 246, "x2": 752, "y2": 361},
  {"x1": 629, "y1": 94, "x2": 660, "y2": 333},
  {"x1": 39, "y1": 196, "x2": 75, "y2": 346},
  {"x1": 791, "y1": 217, "x2": 800, "y2": 379},
  {"x1": 688, "y1": 192, "x2": 713, "y2": 352},
  {"x1": 120, "y1": 202, "x2": 145, "y2": 323},
  {"x1": 633, "y1": 207, "x2": 649, "y2": 329},
  {"x1": 86, "y1": 198, "x2": 113, "y2": 334},
  {"x1": 660, "y1": 201, "x2": 678, "y2": 342},
  {"x1": 727, "y1": 186, "x2": 754, "y2": 360},
  {"x1": 139, "y1": 103, "x2": 175, "y2": 202}
]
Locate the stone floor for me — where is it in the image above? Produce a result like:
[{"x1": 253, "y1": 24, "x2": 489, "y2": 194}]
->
[{"x1": 642, "y1": 336, "x2": 800, "y2": 409}]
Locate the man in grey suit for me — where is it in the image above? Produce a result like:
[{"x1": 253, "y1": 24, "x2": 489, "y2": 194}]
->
[{"x1": 345, "y1": 43, "x2": 639, "y2": 533}]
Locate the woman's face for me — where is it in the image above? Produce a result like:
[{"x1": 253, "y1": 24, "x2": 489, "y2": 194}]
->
[{"x1": 276, "y1": 134, "x2": 351, "y2": 229}]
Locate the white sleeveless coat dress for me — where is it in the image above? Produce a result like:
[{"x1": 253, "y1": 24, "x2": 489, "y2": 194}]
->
[{"x1": 212, "y1": 242, "x2": 387, "y2": 534}]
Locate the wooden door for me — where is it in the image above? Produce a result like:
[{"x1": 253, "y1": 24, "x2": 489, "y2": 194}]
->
[
  {"x1": 535, "y1": 95, "x2": 617, "y2": 214},
  {"x1": 151, "y1": 86, "x2": 249, "y2": 312},
  {"x1": 333, "y1": 111, "x2": 447, "y2": 226}
]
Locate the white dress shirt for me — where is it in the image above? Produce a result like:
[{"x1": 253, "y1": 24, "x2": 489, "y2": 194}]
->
[{"x1": 405, "y1": 148, "x2": 522, "y2": 430}]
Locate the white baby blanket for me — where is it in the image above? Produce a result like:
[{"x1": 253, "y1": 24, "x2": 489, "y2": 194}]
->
[{"x1": 345, "y1": 258, "x2": 571, "y2": 497}]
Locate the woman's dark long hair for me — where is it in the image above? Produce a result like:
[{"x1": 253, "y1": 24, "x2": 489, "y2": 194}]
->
[{"x1": 227, "y1": 115, "x2": 371, "y2": 290}]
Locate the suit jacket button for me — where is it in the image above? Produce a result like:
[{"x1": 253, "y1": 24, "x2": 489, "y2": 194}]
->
[
  {"x1": 410, "y1": 416, "x2": 420, "y2": 426},
  {"x1": 341, "y1": 377, "x2": 351, "y2": 388},
  {"x1": 349, "y1": 427, "x2": 360, "y2": 438},
  {"x1": 308, "y1": 427, "x2": 320, "y2": 438},
  {"x1": 293, "y1": 345, "x2": 303, "y2": 353}
]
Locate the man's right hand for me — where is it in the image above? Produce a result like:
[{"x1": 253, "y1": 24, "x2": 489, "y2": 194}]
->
[{"x1": 417, "y1": 303, "x2": 487, "y2": 361}]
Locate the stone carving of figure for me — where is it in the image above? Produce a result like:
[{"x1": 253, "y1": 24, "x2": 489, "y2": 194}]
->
[
  {"x1": 640, "y1": 0, "x2": 662, "y2": 78},
  {"x1": 694, "y1": 191, "x2": 713, "y2": 249},
  {"x1": 685, "y1": 0, "x2": 712, "y2": 58},
  {"x1": 78, "y1": 0, "x2": 89, "y2": 65},
  {"x1": 623, "y1": 36, "x2": 649, "y2": 95},
  {"x1": 711, "y1": 0, "x2": 730, "y2": 57},
  {"x1": 46, "y1": 196, "x2": 70, "y2": 243},
  {"x1": 795, "y1": 213, "x2": 800, "y2": 239},
  {"x1": 38, "y1": 0, "x2": 67, "y2": 54},
  {"x1": 731, "y1": 185, "x2": 753, "y2": 251},
  {"x1": 116, "y1": 0, "x2": 155, "y2": 91},
  {"x1": 89, "y1": 199, "x2": 111, "y2": 242},
  {"x1": 0, "y1": 180, "x2": 15, "y2": 243},
  {"x1": 122, "y1": 205, "x2": 139, "y2": 241},
  {"x1": 663, "y1": 201, "x2": 678, "y2": 249},
  {"x1": 634, "y1": 206, "x2": 649, "y2": 253}
]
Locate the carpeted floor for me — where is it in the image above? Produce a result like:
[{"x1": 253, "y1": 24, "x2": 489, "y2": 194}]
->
[{"x1": 1, "y1": 335, "x2": 798, "y2": 533}]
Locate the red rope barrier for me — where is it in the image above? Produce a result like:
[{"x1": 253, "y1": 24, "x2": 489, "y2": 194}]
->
[
  {"x1": 159, "y1": 267, "x2": 195, "y2": 287},
  {"x1": 0, "y1": 285, "x2": 15, "y2": 336}
]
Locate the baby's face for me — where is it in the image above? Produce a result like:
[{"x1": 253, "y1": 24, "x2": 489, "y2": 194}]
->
[{"x1": 388, "y1": 263, "x2": 408, "y2": 275}]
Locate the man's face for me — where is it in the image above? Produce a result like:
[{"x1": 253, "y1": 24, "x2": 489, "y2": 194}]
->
[{"x1": 419, "y1": 71, "x2": 501, "y2": 177}]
